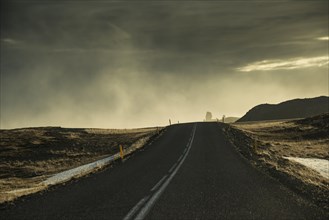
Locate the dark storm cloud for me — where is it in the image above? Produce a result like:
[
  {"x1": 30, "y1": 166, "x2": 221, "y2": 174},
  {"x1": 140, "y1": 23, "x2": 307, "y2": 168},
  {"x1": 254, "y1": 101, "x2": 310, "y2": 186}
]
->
[
  {"x1": 1, "y1": 0, "x2": 328, "y2": 128},
  {"x1": 2, "y1": 1, "x2": 328, "y2": 61}
]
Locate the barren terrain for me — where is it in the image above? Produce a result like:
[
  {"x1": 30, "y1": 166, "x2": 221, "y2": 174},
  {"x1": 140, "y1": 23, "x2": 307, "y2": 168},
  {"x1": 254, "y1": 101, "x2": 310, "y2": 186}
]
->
[
  {"x1": 0, "y1": 126, "x2": 160, "y2": 203},
  {"x1": 224, "y1": 113, "x2": 329, "y2": 210}
]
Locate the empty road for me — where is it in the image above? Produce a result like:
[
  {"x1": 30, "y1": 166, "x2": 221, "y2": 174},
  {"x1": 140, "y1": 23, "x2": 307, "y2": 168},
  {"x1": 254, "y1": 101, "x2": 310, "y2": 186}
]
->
[{"x1": 1, "y1": 123, "x2": 327, "y2": 219}]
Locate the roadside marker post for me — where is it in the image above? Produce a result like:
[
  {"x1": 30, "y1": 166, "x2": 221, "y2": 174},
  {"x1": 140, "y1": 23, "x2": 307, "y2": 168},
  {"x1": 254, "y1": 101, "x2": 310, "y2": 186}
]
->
[{"x1": 120, "y1": 145, "x2": 124, "y2": 160}]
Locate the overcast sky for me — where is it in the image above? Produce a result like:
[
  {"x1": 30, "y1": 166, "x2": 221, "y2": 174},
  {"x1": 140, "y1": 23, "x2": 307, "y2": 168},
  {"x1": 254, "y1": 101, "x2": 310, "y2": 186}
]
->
[{"x1": 1, "y1": 0, "x2": 328, "y2": 129}]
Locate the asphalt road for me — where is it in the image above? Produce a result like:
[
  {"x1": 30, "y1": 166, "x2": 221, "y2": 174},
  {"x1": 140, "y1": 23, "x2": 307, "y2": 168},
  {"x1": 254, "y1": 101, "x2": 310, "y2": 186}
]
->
[{"x1": 1, "y1": 122, "x2": 327, "y2": 220}]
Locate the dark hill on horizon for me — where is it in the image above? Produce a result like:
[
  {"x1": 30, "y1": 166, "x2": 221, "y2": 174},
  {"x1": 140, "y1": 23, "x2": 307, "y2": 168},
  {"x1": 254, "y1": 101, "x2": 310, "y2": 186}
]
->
[{"x1": 237, "y1": 96, "x2": 329, "y2": 122}]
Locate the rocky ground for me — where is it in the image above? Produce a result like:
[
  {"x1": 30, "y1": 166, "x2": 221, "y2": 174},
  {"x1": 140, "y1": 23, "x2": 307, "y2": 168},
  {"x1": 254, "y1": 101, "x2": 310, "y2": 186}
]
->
[
  {"x1": 224, "y1": 113, "x2": 329, "y2": 211},
  {"x1": 0, "y1": 126, "x2": 161, "y2": 203}
]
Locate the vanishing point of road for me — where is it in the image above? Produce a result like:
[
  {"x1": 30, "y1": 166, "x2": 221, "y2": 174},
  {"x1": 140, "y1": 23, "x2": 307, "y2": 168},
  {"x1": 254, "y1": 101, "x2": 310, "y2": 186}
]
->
[{"x1": 1, "y1": 123, "x2": 327, "y2": 219}]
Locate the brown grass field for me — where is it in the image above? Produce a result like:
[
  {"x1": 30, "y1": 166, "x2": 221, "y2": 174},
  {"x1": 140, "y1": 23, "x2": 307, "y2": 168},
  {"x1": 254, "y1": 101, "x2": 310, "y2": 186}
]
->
[
  {"x1": 225, "y1": 113, "x2": 329, "y2": 210},
  {"x1": 0, "y1": 126, "x2": 160, "y2": 203}
]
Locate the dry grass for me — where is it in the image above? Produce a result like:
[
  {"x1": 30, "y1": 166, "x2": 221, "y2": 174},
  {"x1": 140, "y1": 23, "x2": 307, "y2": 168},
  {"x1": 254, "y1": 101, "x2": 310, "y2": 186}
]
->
[
  {"x1": 224, "y1": 113, "x2": 329, "y2": 210},
  {"x1": 233, "y1": 119, "x2": 328, "y2": 160},
  {"x1": 0, "y1": 126, "x2": 161, "y2": 203}
]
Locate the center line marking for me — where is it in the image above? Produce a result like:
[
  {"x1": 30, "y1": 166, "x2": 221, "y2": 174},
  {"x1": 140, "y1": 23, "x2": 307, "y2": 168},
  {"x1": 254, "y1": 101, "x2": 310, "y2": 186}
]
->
[
  {"x1": 168, "y1": 163, "x2": 177, "y2": 173},
  {"x1": 151, "y1": 175, "x2": 167, "y2": 192},
  {"x1": 123, "y1": 196, "x2": 150, "y2": 220},
  {"x1": 132, "y1": 124, "x2": 197, "y2": 220}
]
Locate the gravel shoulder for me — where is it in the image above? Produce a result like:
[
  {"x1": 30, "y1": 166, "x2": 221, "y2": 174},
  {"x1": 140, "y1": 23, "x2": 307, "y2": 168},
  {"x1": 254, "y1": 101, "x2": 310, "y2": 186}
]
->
[
  {"x1": 223, "y1": 113, "x2": 329, "y2": 211},
  {"x1": 0, "y1": 126, "x2": 163, "y2": 203}
]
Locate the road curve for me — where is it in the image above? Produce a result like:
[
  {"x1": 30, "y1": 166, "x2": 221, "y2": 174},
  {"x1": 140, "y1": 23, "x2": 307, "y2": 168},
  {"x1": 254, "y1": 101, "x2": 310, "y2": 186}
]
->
[{"x1": 1, "y1": 122, "x2": 327, "y2": 219}]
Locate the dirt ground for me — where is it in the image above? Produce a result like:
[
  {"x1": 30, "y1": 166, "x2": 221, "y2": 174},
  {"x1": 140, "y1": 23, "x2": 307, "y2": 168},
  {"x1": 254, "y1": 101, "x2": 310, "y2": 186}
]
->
[
  {"x1": 0, "y1": 126, "x2": 160, "y2": 203},
  {"x1": 224, "y1": 113, "x2": 329, "y2": 211}
]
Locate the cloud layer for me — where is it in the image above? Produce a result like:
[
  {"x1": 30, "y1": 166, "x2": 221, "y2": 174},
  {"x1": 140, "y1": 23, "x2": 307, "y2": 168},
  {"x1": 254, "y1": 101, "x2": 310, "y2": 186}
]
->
[
  {"x1": 1, "y1": 0, "x2": 328, "y2": 129},
  {"x1": 238, "y1": 56, "x2": 328, "y2": 72},
  {"x1": 316, "y1": 36, "x2": 329, "y2": 40}
]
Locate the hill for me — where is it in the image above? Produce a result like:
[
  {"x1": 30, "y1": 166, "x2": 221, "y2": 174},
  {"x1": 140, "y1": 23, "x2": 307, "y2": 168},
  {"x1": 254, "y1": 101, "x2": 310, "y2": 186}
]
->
[{"x1": 237, "y1": 96, "x2": 329, "y2": 122}]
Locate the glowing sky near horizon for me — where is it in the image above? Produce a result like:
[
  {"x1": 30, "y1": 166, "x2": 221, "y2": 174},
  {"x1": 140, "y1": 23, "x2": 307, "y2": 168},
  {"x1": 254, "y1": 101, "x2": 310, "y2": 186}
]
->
[
  {"x1": 1, "y1": 0, "x2": 328, "y2": 129},
  {"x1": 238, "y1": 56, "x2": 328, "y2": 72}
]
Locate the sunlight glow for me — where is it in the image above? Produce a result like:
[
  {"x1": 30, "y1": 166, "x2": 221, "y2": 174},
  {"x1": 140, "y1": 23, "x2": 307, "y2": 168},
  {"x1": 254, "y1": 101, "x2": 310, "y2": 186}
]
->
[
  {"x1": 316, "y1": 36, "x2": 329, "y2": 41},
  {"x1": 1, "y1": 38, "x2": 20, "y2": 45},
  {"x1": 237, "y1": 56, "x2": 328, "y2": 72}
]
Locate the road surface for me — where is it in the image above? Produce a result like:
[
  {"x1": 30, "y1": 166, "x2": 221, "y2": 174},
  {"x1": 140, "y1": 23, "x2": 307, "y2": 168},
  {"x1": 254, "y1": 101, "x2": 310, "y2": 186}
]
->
[{"x1": 1, "y1": 123, "x2": 327, "y2": 219}]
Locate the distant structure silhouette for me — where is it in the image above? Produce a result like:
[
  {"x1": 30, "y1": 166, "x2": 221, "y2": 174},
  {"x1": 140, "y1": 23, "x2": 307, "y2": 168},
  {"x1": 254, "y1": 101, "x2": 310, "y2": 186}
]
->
[{"x1": 205, "y1": 112, "x2": 212, "y2": 121}]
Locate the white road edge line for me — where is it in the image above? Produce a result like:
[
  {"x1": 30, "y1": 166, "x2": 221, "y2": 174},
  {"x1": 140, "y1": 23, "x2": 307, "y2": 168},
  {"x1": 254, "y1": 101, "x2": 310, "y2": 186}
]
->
[
  {"x1": 123, "y1": 196, "x2": 150, "y2": 220},
  {"x1": 133, "y1": 124, "x2": 197, "y2": 220}
]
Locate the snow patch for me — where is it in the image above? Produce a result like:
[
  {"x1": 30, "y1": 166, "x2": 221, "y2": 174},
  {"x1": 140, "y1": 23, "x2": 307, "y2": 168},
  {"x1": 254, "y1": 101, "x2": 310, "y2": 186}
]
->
[
  {"x1": 2, "y1": 154, "x2": 122, "y2": 202},
  {"x1": 2, "y1": 153, "x2": 121, "y2": 202},
  {"x1": 42, "y1": 154, "x2": 120, "y2": 186},
  {"x1": 1, "y1": 133, "x2": 157, "y2": 203},
  {"x1": 41, "y1": 136, "x2": 152, "y2": 186},
  {"x1": 284, "y1": 157, "x2": 329, "y2": 179}
]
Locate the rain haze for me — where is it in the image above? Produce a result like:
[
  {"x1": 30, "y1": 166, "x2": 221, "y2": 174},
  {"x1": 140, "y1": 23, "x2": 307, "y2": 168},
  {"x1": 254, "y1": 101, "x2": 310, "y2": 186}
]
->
[{"x1": 1, "y1": 0, "x2": 328, "y2": 129}]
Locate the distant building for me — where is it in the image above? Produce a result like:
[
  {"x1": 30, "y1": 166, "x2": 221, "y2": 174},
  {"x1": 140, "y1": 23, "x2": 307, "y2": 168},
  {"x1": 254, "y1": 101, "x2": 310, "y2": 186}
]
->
[{"x1": 205, "y1": 112, "x2": 212, "y2": 121}]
